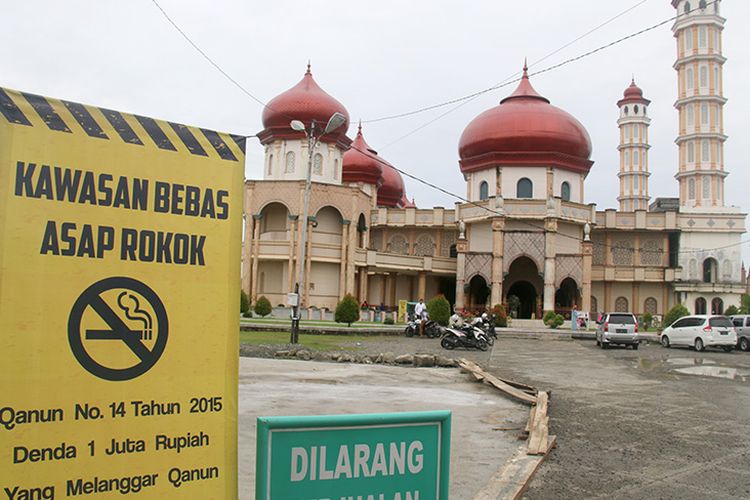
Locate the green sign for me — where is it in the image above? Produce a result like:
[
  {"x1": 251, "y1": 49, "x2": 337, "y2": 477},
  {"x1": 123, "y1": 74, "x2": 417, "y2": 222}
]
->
[{"x1": 256, "y1": 411, "x2": 451, "y2": 499}]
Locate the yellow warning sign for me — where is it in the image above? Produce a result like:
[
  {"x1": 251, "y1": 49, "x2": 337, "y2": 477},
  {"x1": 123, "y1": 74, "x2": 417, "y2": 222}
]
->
[{"x1": 0, "y1": 87, "x2": 243, "y2": 498}]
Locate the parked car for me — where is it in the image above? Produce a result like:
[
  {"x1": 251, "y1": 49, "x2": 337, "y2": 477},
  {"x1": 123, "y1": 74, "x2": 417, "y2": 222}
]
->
[
  {"x1": 596, "y1": 312, "x2": 639, "y2": 349},
  {"x1": 660, "y1": 315, "x2": 737, "y2": 352},
  {"x1": 729, "y1": 315, "x2": 750, "y2": 351}
]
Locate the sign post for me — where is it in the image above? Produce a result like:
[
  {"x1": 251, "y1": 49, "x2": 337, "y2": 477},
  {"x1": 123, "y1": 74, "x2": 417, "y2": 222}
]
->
[
  {"x1": 256, "y1": 411, "x2": 451, "y2": 499},
  {"x1": 0, "y1": 88, "x2": 244, "y2": 497}
]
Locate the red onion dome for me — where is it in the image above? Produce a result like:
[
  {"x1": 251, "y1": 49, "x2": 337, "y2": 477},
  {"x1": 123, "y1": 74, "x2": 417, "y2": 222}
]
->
[
  {"x1": 377, "y1": 161, "x2": 404, "y2": 208},
  {"x1": 458, "y1": 64, "x2": 593, "y2": 175},
  {"x1": 342, "y1": 124, "x2": 384, "y2": 187},
  {"x1": 400, "y1": 193, "x2": 417, "y2": 208},
  {"x1": 258, "y1": 64, "x2": 350, "y2": 148},
  {"x1": 617, "y1": 78, "x2": 651, "y2": 107}
]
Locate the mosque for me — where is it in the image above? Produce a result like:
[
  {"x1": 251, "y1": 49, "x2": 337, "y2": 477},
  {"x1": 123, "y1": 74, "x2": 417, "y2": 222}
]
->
[{"x1": 241, "y1": 0, "x2": 746, "y2": 320}]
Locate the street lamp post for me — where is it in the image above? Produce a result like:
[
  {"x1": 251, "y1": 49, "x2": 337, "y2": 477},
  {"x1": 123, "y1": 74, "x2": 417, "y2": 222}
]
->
[{"x1": 289, "y1": 112, "x2": 346, "y2": 344}]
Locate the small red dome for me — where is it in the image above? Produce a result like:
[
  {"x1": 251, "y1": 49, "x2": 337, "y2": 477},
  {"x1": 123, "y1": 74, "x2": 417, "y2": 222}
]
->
[
  {"x1": 617, "y1": 78, "x2": 651, "y2": 107},
  {"x1": 458, "y1": 65, "x2": 593, "y2": 174},
  {"x1": 342, "y1": 124, "x2": 384, "y2": 187},
  {"x1": 377, "y1": 161, "x2": 404, "y2": 208},
  {"x1": 259, "y1": 64, "x2": 350, "y2": 146}
]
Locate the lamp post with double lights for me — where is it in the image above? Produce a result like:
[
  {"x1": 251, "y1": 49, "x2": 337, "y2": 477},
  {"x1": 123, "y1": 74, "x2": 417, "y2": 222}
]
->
[{"x1": 288, "y1": 112, "x2": 347, "y2": 344}]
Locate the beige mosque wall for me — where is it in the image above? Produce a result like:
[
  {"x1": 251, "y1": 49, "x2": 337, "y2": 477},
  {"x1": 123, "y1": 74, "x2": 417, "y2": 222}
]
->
[
  {"x1": 556, "y1": 222, "x2": 581, "y2": 255},
  {"x1": 501, "y1": 167, "x2": 546, "y2": 199},
  {"x1": 309, "y1": 262, "x2": 341, "y2": 309},
  {"x1": 468, "y1": 221, "x2": 492, "y2": 253}
]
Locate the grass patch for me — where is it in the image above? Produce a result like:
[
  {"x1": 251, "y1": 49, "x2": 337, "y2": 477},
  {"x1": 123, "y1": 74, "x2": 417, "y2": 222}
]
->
[
  {"x1": 240, "y1": 318, "x2": 396, "y2": 327},
  {"x1": 240, "y1": 331, "x2": 395, "y2": 351}
]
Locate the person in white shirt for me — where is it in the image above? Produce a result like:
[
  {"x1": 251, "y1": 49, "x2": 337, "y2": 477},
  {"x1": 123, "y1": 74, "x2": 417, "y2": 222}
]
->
[{"x1": 414, "y1": 299, "x2": 427, "y2": 337}]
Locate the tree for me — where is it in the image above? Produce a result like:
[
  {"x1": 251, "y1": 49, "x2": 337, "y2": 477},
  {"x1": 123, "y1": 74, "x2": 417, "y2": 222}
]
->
[
  {"x1": 427, "y1": 295, "x2": 451, "y2": 326},
  {"x1": 543, "y1": 310, "x2": 564, "y2": 329},
  {"x1": 641, "y1": 312, "x2": 653, "y2": 330},
  {"x1": 254, "y1": 296, "x2": 272, "y2": 318},
  {"x1": 740, "y1": 294, "x2": 750, "y2": 314},
  {"x1": 491, "y1": 303, "x2": 508, "y2": 328},
  {"x1": 664, "y1": 303, "x2": 689, "y2": 328},
  {"x1": 240, "y1": 290, "x2": 250, "y2": 315},
  {"x1": 724, "y1": 304, "x2": 739, "y2": 316},
  {"x1": 335, "y1": 294, "x2": 360, "y2": 326}
]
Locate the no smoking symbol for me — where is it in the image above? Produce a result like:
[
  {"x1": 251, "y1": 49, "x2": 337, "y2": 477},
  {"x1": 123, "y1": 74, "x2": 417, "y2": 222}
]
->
[{"x1": 68, "y1": 277, "x2": 168, "y2": 381}]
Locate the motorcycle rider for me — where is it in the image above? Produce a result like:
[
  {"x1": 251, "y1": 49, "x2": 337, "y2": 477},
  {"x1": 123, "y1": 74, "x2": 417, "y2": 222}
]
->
[{"x1": 414, "y1": 298, "x2": 427, "y2": 337}]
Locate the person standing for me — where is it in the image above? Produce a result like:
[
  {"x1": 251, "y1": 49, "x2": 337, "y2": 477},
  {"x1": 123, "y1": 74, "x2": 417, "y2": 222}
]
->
[
  {"x1": 571, "y1": 305, "x2": 578, "y2": 331},
  {"x1": 414, "y1": 298, "x2": 427, "y2": 337}
]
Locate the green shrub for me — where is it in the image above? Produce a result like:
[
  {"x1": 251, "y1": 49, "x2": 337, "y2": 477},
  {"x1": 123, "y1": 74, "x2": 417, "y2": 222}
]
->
[
  {"x1": 383, "y1": 316, "x2": 395, "y2": 325},
  {"x1": 242, "y1": 311, "x2": 252, "y2": 318},
  {"x1": 741, "y1": 294, "x2": 750, "y2": 314},
  {"x1": 254, "y1": 296, "x2": 272, "y2": 318},
  {"x1": 664, "y1": 303, "x2": 689, "y2": 328},
  {"x1": 492, "y1": 303, "x2": 508, "y2": 328},
  {"x1": 641, "y1": 312, "x2": 653, "y2": 329},
  {"x1": 543, "y1": 310, "x2": 564, "y2": 329},
  {"x1": 335, "y1": 294, "x2": 360, "y2": 326},
  {"x1": 724, "y1": 304, "x2": 739, "y2": 316},
  {"x1": 427, "y1": 295, "x2": 451, "y2": 326},
  {"x1": 240, "y1": 290, "x2": 250, "y2": 315}
]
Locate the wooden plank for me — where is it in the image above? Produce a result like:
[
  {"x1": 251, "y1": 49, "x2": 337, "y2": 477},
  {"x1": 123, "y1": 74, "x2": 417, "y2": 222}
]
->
[
  {"x1": 527, "y1": 392, "x2": 549, "y2": 455},
  {"x1": 458, "y1": 359, "x2": 537, "y2": 405},
  {"x1": 524, "y1": 405, "x2": 537, "y2": 434},
  {"x1": 473, "y1": 436, "x2": 557, "y2": 500}
]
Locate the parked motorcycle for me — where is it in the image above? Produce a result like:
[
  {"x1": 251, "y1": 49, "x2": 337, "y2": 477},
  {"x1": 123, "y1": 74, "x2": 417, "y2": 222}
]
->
[
  {"x1": 440, "y1": 324, "x2": 489, "y2": 351},
  {"x1": 404, "y1": 316, "x2": 443, "y2": 338},
  {"x1": 472, "y1": 314, "x2": 497, "y2": 345}
]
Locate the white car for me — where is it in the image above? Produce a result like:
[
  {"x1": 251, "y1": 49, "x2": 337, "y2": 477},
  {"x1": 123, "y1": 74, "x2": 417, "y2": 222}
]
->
[{"x1": 660, "y1": 315, "x2": 737, "y2": 352}]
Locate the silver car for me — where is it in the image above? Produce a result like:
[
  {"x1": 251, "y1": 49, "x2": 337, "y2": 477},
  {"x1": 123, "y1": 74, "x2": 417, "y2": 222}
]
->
[
  {"x1": 596, "y1": 312, "x2": 639, "y2": 349},
  {"x1": 729, "y1": 315, "x2": 750, "y2": 351}
]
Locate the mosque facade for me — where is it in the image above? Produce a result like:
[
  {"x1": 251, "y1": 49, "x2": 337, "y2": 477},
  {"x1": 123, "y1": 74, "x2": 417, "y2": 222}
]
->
[{"x1": 242, "y1": 0, "x2": 746, "y2": 320}]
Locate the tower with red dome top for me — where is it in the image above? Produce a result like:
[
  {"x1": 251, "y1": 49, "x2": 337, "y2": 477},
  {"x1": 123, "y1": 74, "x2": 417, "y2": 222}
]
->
[
  {"x1": 616, "y1": 79, "x2": 652, "y2": 211},
  {"x1": 258, "y1": 65, "x2": 351, "y2": 185},
  {"x1": 459, "y1": 64, "x2": 592, "y2": 204}
]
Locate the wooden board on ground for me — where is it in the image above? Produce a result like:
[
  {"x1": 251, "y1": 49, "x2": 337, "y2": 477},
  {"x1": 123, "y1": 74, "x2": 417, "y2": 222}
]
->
[
  {"x1": 458, "y1": 359, "x2": 538, "y2": 405},
  {"x1": 473, "y1": 436, "x2": 557, "y2": 500},
  {"x1": 527, "y1": 391, "x2": 549, "y2": 455}
]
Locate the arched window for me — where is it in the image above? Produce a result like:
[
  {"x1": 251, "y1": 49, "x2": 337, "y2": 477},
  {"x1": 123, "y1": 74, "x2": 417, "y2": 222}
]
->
[
  {"x1": 687, "y1": 141, "x2": 695, "y2": 162},
  {"x1": 702, "y1": 176, "x2": 710, "y2": 199},
  {"x1": 686, "y1": 68, "x2": 694, "y2": 90},
  {"x1": 414, "y1": 234, "x2": 435, "y2": 257},
  {"x1": 711, "y1": 298, "x2": 724, "y2": 315},
  {"x1": 479, "y1": 181, "x2": 489, "y2": 201},
  {"x1": 700, "y1": 66, "x2": 708, "y2": 88},
  {"x1": 685, "y1": 2, "x2": 691, "y2": 14},
  {"x1": 688, "y1": 178, "x2": 696, "y2": 200},
  {"x1": 334, "y1": 159, "x2": 339, "y2": 180},
  {"x1": 634, "y1": 150, "x2": 639, "y2": 166},
  {"x1": 699, "y1": 26, "x2": 707, "y2": 47},
  {"x1": 516, "y1": 178, "x2": 533, "y2": 198},
  {"x1": 561, "y1": 182, "x2": 571, "y2": 202},
  {"x1": 687, "y1": 105, "x2": 694, "y2": 126},
  {"x1": 703, "y1": 258, "x2": 717, "y2": 283},
  {"x1": 615, "y1": 297, "x2": 629, "y2": 312},
  {"x1": 624, "y1": 106, "x2": 629, "y2": 116},
  {"x1": 313, "y1": 153, "x2": 323, "y2": 175},
  {"x1": 285, "y1": 151, "x2": 295, "y2": 173},
  {"x1": 267, "y1": 154, "x2": 274, "y2": 175},
  {"x1": 634, "y1": 175, "x2": 639, "y2": 191},
  {"x1": 695, "y1": 297, "x2": 707, "y2": 314},
  {"x1": 634, "y1": 105, "x2": 640, "y2": 114},
  {"x1": 701, "y1": 140, "x2": 710, "y2": 162},
  {"x1": 700, "y1": 103, "x2": 709, "y2": 125},
  {"x1": 698, "y1": 0, "x2": 707, "y2": 10},
  {"x1": 624, "y1": 150, "x2": 630, "y2": 167},
  {"x1": 644, "y1": 297, "x2": 657, "y2": 315},
  {"x1": 715, "y1": 0, "x2": 720, "y2": 14}
]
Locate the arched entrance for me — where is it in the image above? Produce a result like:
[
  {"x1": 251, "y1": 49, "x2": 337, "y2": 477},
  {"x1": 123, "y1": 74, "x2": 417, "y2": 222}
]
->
[
  {"x1": 555, "y1": 277, "x2": 580, "y2": 318},
  {"x1": 507, "y1": 281, "x2": 537, "y2": 319},
  {"x1": 468, "y1": 275, "x2": 490, "y2": 311},
  {"x1": 504, "y1": 256, "x2": 543, "y2": 319}
]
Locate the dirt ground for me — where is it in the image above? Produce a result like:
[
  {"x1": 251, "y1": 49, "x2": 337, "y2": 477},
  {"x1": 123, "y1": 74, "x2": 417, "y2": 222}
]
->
[{"x1": 240, "y1": 334, "x2": 750, "y2": 499}]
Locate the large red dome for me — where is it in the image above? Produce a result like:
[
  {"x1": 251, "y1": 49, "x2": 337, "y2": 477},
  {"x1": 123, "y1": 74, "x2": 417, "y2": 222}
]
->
[
  {"x1": 342, "y1": 124, "x2": 384, "y2": 187},
  {"x1": 258, "y1": 65, "x2": 350, "y2": 147},
  {"x1": 377, "y1": 161, "x2": 404, "y2": 208},
  {"x1": 458, "y1": 66, "x2": 593, "y2": 174}
]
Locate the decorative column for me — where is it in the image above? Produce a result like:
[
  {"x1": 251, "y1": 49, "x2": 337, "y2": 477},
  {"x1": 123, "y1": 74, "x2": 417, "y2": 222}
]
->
[
  {"x1": 581, "y1": 240, "x2": 593, "y2": 314},
  {"x1": 455, "y1": 231, "x2": 468, "y2": 310},
  {"x1": 339, "y1": 220, "x2": 349, "y2": 300},
  {"x1": 632, "y1": 283, "x2": 641, "y2": 315},
  {"x1": 417, "y1": 272, "x2": 427, "y2": 300},
  {"x1": 543, "y1": 218, "x2": 557, "y2": 313},
  {"x1": 287, "y1": 215, "x2": 298, "y2": 293},
  {"x1": 389, "y1": 273, "x2": 398, "y2": 307},
  {"x1": 346, "y1": 220, "x2": 357, "y2": 295},
  {"x1": 250, "y1": 214, "x2": 262, "y2": 302},
  {"x1": 358, "y1": 267, "x2": 369, "y2": 303},
  {"x1": 491, "y1": 217, "x2": 505, "y2": 306}
]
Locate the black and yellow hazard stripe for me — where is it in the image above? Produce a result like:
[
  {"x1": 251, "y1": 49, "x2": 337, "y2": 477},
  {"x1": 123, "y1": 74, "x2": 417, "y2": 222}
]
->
[{"x1": 0, "y1": 87, "x2": 245, "y2": 161}]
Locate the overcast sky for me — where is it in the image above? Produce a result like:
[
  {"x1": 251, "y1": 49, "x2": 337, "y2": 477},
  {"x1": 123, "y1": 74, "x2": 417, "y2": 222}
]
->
[{"x1": 4, "y1": 0, "x2": 749, "y2": 257}]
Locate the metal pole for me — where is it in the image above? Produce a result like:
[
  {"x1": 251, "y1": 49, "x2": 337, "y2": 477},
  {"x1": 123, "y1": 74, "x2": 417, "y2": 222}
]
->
[{"x1": 291, "y1": 121, "x2": 317, "y2": 344}]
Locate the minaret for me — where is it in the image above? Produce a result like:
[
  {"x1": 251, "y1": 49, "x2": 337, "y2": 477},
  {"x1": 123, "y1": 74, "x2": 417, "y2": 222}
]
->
[
  {"x1": 672, "y1": 0, "x2": 727, "y2": 208},
  {"x1": 617, "y1": 79, "x2": 651, "y2": 211}
]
